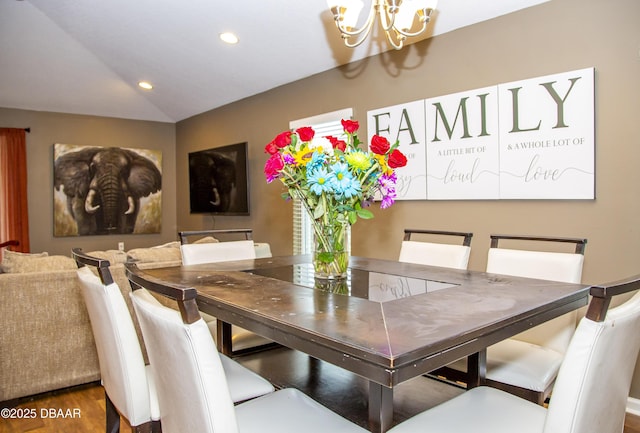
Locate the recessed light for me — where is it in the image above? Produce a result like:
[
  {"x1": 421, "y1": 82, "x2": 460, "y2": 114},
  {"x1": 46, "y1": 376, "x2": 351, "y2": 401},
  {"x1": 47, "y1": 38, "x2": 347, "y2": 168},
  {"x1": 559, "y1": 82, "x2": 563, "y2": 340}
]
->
[
  {"x1": 219, "y1": 32, "x2": 239, "y2": 44},
  {"x1": 138, "y1": 81, "x2": 153, "y2": 90}
]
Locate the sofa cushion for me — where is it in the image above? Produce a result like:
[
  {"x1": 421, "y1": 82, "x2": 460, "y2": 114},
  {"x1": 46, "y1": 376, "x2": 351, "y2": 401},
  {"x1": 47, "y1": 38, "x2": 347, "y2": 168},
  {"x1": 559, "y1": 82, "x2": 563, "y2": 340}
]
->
[
  {"x1": 1, "y1": 250, "x2": 76, "y2": 273},
  {"x1": 127, "y1": 242, "x2": 182, "y2": 263},
  {"x1": 193, "y1": 236, "x2": 219, "y2": 244},
  {"x1": 87, "y1": 249, "x2": 128, "y2": 264}
]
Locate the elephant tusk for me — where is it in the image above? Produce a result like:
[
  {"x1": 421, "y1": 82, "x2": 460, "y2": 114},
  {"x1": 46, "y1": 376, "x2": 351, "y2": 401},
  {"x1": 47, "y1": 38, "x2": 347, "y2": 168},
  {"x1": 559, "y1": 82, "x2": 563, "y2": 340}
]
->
[
  {"x1": 210, "y1": 188, "x2": 221, "y2": 206},
  {"x1": 124, "y1": 196, "x2": 135, "y2": 215},
  {"x1": 85, "y1": 190, "x2": 100, "y2": 214}
]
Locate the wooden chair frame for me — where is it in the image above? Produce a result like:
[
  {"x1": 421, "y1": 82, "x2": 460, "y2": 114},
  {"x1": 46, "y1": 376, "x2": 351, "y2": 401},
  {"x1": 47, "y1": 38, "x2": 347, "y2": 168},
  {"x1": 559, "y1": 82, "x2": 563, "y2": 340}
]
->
[
  {"x1": 178, "y1": 228, "x2": 253, "y2": 244},
  {"x1": 403, "y1": 229, "x2": 473, "y2": 246},
  {"x1": 489, "y1": 234, "x2": 587, "y2": 254}
]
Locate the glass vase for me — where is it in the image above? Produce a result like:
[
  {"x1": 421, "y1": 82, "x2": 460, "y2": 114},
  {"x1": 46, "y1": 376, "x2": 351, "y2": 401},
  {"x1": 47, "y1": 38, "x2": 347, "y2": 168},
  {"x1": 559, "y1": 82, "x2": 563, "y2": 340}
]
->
[{"x1": 312, "y1": 221, "x2": 349, "y2": 280}]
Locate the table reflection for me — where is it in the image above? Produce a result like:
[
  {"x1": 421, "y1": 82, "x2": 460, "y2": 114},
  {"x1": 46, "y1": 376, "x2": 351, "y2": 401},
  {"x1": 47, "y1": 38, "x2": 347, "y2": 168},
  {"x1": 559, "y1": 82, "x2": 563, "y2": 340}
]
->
[{"x1": 247, "y1": 263, "x2": 457, "y2": 303}]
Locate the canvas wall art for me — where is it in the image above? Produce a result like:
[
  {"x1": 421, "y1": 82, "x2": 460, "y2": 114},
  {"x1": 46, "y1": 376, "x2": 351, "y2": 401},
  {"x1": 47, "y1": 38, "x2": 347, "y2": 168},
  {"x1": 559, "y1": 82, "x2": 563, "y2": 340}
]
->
[{"x1": 53, "y1": 143, "x2": 162, "y2": 236}]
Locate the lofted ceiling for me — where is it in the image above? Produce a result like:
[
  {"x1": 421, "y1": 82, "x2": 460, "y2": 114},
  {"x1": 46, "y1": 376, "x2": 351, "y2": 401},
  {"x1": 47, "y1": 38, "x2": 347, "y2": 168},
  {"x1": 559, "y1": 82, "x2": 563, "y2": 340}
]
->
[{"x1": 0, "y1": 0, "x2": 548, "y2": 123}]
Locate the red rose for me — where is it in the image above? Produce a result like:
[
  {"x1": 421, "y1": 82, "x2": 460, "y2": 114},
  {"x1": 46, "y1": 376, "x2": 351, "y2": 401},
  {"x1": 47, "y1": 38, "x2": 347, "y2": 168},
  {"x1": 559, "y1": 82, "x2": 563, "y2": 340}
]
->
[
  {"x1": 296, "y1": 126, "x2": 315, "y2": 142},
  {"x1": 274, "y1": 131, "x2": 292, "y2": 148},
  {"x1": 370, "y1": 135, "x2": 391, "y2": 155},
  {"x1": 387, "y1": 149, "x2": 408, "y2": 168},
  {"x1": 325, "y1": 136, "x2": 346, "y2": 152},
  {"x1": 333, "y1": 140, "x2": 347, "y2": 152},
  {"x1": 264, "y1": 140, "x2": 278, "y2": 155},
  {"x1": 341, "y1": 119, "x2": 359, "y2": 134}
]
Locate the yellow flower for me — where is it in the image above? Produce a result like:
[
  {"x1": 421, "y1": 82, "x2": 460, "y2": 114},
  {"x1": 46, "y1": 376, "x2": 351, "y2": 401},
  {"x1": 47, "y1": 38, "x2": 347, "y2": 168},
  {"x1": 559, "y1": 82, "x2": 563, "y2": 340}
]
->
[
  {"x1": 374, "y1": 154, "x2": 393, "y2": 175},
  {"x1": 293, "y1": 146, "x2": 313, "y2": 166}
]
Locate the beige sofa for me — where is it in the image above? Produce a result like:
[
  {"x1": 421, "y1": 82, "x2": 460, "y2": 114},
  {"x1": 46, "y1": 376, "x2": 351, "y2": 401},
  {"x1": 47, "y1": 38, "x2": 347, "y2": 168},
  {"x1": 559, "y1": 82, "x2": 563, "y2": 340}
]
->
[{"x1": 0, "y1": 245, "x2": 182, "y2": 402}]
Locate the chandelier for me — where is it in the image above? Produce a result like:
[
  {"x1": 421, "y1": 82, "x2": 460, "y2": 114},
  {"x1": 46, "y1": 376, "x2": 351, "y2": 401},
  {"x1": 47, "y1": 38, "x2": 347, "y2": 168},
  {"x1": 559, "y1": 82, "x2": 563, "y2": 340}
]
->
[{"x1": 327, "y1": 0, "x2": 437, "y2": 50}]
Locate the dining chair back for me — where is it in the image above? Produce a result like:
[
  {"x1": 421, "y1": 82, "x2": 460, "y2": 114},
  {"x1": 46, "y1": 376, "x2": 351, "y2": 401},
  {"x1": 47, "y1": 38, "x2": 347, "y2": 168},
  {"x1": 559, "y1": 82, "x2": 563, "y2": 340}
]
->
[
  {"x1": 178, "y1": 229, "x2": 273, "y2": 355},
  {"x1": 72, "y1": 248, "x2": 160, "y2": 433},
  {"x1": 126, "y1": 262, "x2": 367, "y2": 433},
  {"x1": 398, "y1": 229, "x2": 473, "y2": 270},
  {"x1": 388, "y1": 275, "x2": 640, "y2": 433},
  {"x1": 484, "y1": 234, "x2": 587, "y2": 403},
  {"x1": 179, "y1": 229, "x2": 256, "y2": 265},
  {"x1": 432, "y1": 234, "x2": 587, "y2": 403}
]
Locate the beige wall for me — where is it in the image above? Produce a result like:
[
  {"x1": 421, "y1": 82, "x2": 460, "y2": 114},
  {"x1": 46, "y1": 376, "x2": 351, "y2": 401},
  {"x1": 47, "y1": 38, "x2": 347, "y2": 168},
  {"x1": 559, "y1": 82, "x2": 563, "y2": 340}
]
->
[
  {"x1": 176, "y1": 0, "x2": 640, "y2": 394},
  {"x1": 0, "y1": 107, "x2": 177, "y2": 255}
]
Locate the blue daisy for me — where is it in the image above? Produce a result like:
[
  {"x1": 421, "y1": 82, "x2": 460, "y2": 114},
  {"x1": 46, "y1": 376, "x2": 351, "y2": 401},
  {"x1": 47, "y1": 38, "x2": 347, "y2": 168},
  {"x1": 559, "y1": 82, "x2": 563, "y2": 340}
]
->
[
  {"x1": 331, "y1": 162, "x2": 361, "y2": 199},
  {"x1": 307, "y1": 167, "x2": 335, "y2": 196},
  {"x1": 306, "y1": 150, "x2": 326, "y2": 172}
]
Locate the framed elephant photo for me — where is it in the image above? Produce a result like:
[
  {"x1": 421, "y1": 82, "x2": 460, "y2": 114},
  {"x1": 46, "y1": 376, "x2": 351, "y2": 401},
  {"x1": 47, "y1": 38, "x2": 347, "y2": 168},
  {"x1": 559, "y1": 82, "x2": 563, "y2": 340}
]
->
[
  {"x1": 188, "y1": 142, "x2": 250, "y2": 215},
  {"x1": 53, "y1": 143, "x2": 163, "y2": 236}
]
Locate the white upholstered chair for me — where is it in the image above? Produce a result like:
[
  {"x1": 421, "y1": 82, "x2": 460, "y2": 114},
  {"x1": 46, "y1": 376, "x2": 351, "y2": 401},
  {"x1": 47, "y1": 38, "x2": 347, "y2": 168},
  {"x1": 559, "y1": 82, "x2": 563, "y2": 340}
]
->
[
  {"x1": 126, "y1": 262, "x2": 367, "y2": 433},
  {"x1": 180, "y1": 239, "x2": 257, "y2": 264},
  {"x1": 178, "y1": 229, "x2": 273, "y2": 355},
  {"x1": 435, "y1": 234, "x2": 587, "y2": 404},
  {"x1": 73, "y1": 250, "x2": 274, "y2": 433},
  {"x1": 178, "y1": 228, "x2": 272, "y2": 264},
  {"x1": 398, "y1": 229, "x2": 473, "y2": 270},
  {"x1": 389, "y1": 275, "x2": 640, "y2": 433},
  {"x1": 73, "y1": 249, "x2": 161, "y2": 433}
]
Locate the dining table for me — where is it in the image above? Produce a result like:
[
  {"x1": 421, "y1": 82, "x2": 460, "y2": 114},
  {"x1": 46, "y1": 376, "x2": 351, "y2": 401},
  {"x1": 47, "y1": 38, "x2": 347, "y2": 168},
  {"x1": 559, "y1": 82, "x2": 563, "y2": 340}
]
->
[{"x1": 140, "y1": 255, "x2": 591, "y2": 433}]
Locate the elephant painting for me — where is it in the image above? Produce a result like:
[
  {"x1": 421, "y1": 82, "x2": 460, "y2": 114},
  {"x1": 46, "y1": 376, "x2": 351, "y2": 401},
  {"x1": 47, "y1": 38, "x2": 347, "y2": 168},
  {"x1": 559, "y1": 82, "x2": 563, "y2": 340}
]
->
[
  {"x1": 188, "y1": 143, "x2": 249, "y2": 215},
  {"x1": 54, "y1": 144, "x2": 162, "y2": 236}
]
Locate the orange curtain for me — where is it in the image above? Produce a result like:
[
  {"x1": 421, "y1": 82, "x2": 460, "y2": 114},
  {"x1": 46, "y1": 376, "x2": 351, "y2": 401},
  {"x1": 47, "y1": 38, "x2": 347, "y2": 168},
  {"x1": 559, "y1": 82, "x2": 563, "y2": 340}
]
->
[{"x1": 0, "y1": 128, "x2": 30, "y2": 252}]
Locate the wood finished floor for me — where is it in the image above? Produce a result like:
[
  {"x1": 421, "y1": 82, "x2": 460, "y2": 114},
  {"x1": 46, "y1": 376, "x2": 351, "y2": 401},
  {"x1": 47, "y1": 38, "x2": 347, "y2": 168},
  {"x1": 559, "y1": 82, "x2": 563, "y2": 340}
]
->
[{"x1": 2, "y1": 347, "x2": 640, "y2": 433}]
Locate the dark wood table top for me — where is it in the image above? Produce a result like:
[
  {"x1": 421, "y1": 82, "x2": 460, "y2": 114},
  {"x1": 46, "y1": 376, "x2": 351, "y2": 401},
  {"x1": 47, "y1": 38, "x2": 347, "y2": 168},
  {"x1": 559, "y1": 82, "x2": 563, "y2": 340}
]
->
[{"x1": 141, "y1": 255, "x2": 591, "y2": 387}]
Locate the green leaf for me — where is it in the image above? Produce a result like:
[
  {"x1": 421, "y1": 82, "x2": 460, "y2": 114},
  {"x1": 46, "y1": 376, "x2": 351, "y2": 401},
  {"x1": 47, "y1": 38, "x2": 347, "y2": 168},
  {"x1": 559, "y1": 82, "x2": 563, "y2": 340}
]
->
[
  {"x1": 348, "y1": 211, "x2": 358, "y2": 225},
  {"x1": 356, "y1": 208, "x2": 374, "y2": 219},
  {"x1": 313, "y1": 200, "x2": 325, "y2": 219},
  {"x1": 316, "y1": 252, "x2": 335, "y2": 264}
]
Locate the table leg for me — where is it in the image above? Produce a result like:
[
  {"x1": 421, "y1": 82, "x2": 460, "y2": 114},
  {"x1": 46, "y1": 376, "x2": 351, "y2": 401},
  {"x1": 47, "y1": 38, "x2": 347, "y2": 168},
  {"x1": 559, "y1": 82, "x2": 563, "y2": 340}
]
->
[
  {"x1": 466, "y1": 348, "x2": 487, "y2": 388},
  {"x1": 216, "y1": 321, "x2": 233, "y2": 356},
  {"x1": 368, "y1": 382, "x2": 393, "y2": 433}
]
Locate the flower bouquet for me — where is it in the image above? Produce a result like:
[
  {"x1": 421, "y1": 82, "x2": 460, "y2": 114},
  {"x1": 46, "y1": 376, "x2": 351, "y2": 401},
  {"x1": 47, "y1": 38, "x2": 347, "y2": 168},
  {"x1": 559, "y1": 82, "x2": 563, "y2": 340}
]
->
[{"x1": 264, "y1": 119, "x2": 407, "y2": 282}]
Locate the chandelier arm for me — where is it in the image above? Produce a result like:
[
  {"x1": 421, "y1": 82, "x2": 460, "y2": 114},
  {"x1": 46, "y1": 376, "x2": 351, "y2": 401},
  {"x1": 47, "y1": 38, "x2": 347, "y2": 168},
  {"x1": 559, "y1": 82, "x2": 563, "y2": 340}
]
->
[
  {"x1": 385, "y1": 29, "x2": 405, "y2": 50},
  {"x1": 343, "y1": 23, "x2": 377, "y2": 48},
  {"x1": 394, "y1": 18, "x2": 429, "y2": 38},
  {"x1": 378, "y1": 0, "x2": 399, "y2": 32}
]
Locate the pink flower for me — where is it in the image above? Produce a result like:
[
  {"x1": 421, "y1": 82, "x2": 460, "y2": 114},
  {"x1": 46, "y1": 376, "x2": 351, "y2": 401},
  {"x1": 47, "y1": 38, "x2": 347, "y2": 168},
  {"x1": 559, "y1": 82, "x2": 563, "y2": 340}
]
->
[{"x1": 264, "y1": 153, "x2": 284, "y2": 183}]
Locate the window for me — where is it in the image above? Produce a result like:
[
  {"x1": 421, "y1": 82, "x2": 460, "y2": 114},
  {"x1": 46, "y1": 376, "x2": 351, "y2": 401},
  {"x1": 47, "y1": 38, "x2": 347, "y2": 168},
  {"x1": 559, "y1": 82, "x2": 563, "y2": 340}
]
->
[{"x1": 289, "y1": 108, "x2": 353, "y2": 255}]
